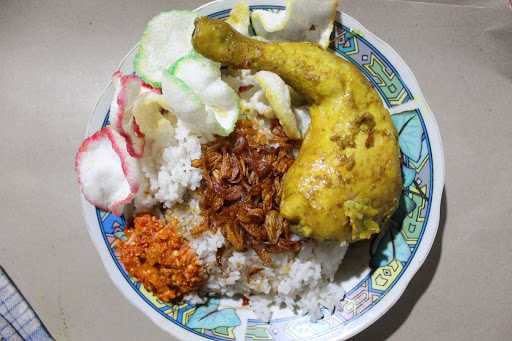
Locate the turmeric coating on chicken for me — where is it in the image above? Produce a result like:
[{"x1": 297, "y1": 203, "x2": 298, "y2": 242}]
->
[{"x1": 192, "y1": 18, "x2": 402, "y2": 242}]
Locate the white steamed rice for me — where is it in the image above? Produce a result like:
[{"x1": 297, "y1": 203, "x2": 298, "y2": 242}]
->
[{"x1": 134, "y1": 119, "x2": 203, "y2": 210}]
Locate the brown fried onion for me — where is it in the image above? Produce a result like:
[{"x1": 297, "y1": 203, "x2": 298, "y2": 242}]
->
[{"x1": 194, "y1": 120, "x2": 301, "y2": 265}]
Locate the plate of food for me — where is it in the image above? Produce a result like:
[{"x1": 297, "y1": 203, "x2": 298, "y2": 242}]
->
[{"x1": 76, "y1": 0, "x2": 445, "y2": 339}]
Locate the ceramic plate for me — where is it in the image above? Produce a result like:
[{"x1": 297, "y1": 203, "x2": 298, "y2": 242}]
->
[{"x1": 81, "y1": 0, "x2": 445, "y2": 339}]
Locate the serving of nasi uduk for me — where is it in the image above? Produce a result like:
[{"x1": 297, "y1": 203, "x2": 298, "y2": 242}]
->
[{"x1": 75, "y1": 0, "x2": 405, "y2": 323}]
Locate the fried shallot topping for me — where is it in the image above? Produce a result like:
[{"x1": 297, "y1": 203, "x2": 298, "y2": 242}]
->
[
  {"x1": 194, "y1": 120, "x2": 302, "y2": 265},
  {"x1": 117, "y1": 214, "x2": 205, "y2": 302}
]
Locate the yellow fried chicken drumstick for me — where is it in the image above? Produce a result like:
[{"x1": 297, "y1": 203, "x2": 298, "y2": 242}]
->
[{"x1": 192, "y1": 17, "x2": 402, "y2": 242}]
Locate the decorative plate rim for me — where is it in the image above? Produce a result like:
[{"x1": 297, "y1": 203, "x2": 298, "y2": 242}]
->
[{"x1": 81, "y1": 1, "x2": 445, "y2": 340}]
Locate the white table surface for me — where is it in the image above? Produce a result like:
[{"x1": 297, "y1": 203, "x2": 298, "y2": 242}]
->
[{"x1": 1, "y1": 0, "x2": 511, "y2": 340}]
